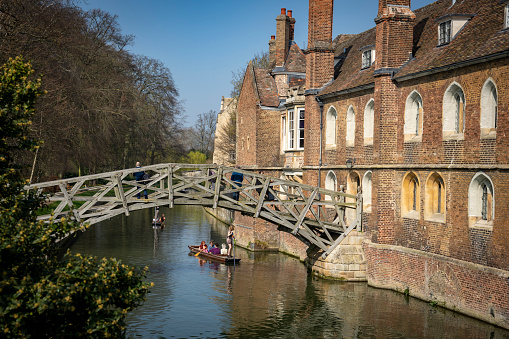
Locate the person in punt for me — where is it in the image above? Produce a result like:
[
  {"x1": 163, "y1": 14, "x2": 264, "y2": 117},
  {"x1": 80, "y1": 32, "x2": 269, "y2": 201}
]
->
[{"x1": 209, "y1": 243, "x2": 221, "y2": 255}]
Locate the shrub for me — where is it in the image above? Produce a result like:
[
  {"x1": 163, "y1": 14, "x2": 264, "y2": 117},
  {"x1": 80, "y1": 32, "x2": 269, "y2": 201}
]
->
[{"x1": 0, "y1": 57, "x2": 151, "y2": 338}]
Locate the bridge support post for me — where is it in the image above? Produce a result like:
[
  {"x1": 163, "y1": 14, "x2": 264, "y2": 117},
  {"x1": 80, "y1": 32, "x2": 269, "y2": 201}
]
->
[{"x1": 168, "y1": 165, "x2": 174, "y2": 208}]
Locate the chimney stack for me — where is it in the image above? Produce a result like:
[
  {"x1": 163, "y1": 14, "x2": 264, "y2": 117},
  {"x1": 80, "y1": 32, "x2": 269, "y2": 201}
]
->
[
  {"x1": 275, "y1": 8, "x2": 295, "y2": 68},
  {"x1": 269, "y1": 35, "x2": 276, "y2": 66},
  {"x1": 375, "y1": 0, "x2": 415, "y2": 70}
]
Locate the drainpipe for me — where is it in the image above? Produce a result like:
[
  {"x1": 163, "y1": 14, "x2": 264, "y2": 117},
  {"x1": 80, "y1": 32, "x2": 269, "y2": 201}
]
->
[{"x1": 316, "y1": 96, "x2": 324, "y2": 190}]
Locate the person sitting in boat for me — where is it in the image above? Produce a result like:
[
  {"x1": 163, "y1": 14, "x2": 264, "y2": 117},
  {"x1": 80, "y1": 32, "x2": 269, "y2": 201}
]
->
[
  {"x1": 199, "y1": 241, "x2": 207, "y2": 251},
  {"x1": 220, "y1": 243, "x2": 228, "y2": 255},
  {"x1": 202, "y1": 244, "x2": 208, "y2": 253},
  {"x1": 209, "y1": 243, "x2": 221, "y2": 255},
  {"x1": 209, "y1": 241, "x2": 215, "y2": 249}
]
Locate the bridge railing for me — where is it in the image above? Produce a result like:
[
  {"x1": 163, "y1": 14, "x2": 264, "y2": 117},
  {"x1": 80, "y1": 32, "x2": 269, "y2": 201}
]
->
[{"x1": 25, "y1": 163, "x2": 362, "y2": 258}]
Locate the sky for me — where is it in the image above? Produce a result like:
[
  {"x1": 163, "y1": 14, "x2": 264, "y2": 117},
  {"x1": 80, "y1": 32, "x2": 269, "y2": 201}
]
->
[{"x1": 80, "y1": 0, "x2": 436, "y2": 127}]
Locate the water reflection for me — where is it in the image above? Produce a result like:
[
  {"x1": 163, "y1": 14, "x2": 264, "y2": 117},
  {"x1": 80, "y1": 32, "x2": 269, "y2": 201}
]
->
[{"x1": 70, "y1": 206, "x2": 509, "y2": 339}]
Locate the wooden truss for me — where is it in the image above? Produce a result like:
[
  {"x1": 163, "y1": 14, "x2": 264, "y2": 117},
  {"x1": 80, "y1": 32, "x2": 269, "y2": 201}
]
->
[{"x1": 25, "y1": 164, "x2": 362, "y2": 258}]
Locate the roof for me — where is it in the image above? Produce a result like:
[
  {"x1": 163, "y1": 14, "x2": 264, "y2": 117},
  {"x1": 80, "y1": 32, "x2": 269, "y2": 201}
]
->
[
  {"x1": 396, "y1": 0, "x2": 509, "y2": 79},
  {"x1": 319, "y1": 0, "x2": 509, "y2": 96},
  {"x1": 284, "y1": 43, "x2": 306, "y2": 73},
  {"x1": 253, "y1": 66, "x2": 279, "y2": 107}
]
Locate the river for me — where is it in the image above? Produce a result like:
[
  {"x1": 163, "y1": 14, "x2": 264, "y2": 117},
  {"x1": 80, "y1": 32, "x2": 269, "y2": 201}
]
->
[{"x1": 70, "y1": 205, "x2": 509, "y2": 338}]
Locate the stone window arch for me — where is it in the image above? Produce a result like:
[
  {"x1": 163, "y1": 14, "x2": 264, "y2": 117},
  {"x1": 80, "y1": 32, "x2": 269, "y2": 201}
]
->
[
  {"x1": 469, "y1": 172, "x2": 494, "y2": 228},
  {"x1": 480, "y1": 79, "x2": 498, "y2": 138},
  {"x1": 364, "y1": 99, "x2": 374, "y2": 145},
  {"x1": 346, "y1": 171, "x2": 360, "y2": 222},
  {"x1": 402, "y1": 172, "x2": 420, "y2": 219},
  {"x1": 326, "y1": 106, "x2": 337, "y2": 146},
  {"x1": 362, "y1": 171, "x2": 372, "y2": 212},
  {"x1": 324, "y1": 170, "x2": 337, "y2": 201},
  {"x1": 425, "y1": 172, "x2": 445, "y2": 222},
  {"x1": 443, "y1": 82, "x2": 466, "y2": 139},
  {"x1": 346, "y1": 105, "x2": 355, "y2": 147},
  {"x1": 404, "y1": 90, "x2": 423, "y2": 141}
]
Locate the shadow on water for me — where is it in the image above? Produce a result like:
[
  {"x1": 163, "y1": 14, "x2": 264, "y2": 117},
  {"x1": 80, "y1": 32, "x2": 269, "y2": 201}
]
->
[{"x1": 70, "y1": 205, "x2": 509, "y2": 339}]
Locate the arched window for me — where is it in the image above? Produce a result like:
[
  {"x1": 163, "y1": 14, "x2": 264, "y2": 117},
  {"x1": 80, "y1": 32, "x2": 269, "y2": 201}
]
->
[
  {"x1": 443, "y1": 83, "x2": 466, "y2": 138},
  {"x1": 346, "y1": 172, "x2": 360, "y2": 222},
  {"x1": 404, "y1": 91, "x2": 423, "y2": 141},
  {"x1": 364, "y1": 100, "x2": 374, "y2": 145},
  {"x1": 480, "y1": 79, "x2": 498, "y2": 138},
  {"x1": 468, "y1": 173, "x2": 494, "y2": 227},
  {"x1": 324, "y1": 171, "x2": 337, "y2": 201},
  {"x1": 362, "y1": 171, "x2": 372, "y2": 212},
  {"x1": 402, "y1": 172, "x2": 420, "y2": 219},
  {"x1": 425, "y1": 173, "x2": 445, "y2": 222},
  {"x1": 326, "y1": 106, "x2": 337, "y2": 146},
  {"x1": 346, "y1": 106, "x2": 355, "y2": 147}
]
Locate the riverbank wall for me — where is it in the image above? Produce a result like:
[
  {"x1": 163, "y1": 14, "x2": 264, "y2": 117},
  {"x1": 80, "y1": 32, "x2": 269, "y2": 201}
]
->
[{"x1": 364, "y1": 239, "x2": 509, "y2": 330}]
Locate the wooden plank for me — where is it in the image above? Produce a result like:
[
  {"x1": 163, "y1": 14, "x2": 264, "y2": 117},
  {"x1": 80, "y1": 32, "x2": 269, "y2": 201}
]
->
[
  {"x1": 212, "y1": 167, "x2": 222, "y2": 209},
  {"x1": 168, "y1": 165, "x2": 174, "y2": 208},
  {"x1": 292, "y1": 188, "x2": 318, "y2": 235},
  {"x1": 115, "y1": 174, "x2": 129, "y2": 217},
  {"x1": 253, "y1": 178, "x2": 270, "y2": 218}
]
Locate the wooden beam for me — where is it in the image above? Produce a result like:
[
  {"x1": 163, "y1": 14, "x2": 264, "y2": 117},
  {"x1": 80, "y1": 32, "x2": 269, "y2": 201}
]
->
[{"x1": 115, "y1": 174, "x2": 129, "y2": 217}]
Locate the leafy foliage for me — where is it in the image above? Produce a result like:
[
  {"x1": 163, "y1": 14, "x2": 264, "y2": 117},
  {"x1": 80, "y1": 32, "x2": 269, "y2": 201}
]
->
[
  {"x1": 0, "y1": 57, "x2": 151, "y2": 338},
  {"x1": 0, "y1": 0, "x2": 185, "y2": 178}
]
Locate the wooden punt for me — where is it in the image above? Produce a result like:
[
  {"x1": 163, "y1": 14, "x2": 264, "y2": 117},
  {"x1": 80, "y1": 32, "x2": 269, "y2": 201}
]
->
[{"x1": 188, "y1": 245, "x2": 241, "y2": 264}]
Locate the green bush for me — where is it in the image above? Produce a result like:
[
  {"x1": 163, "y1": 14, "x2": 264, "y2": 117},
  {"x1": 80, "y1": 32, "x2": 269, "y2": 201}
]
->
[{"x1": 0, "y1": 57, "x2": 151, "y2": 338}]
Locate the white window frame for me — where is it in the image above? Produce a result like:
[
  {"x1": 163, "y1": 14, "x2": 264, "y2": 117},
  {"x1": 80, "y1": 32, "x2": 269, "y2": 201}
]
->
[
  {"x1": 443, "y1": 82, "x2": 466, "y2": 139},
  {"x1": 297, "y1": 108, "x2": 305, "y2": 149},
  {"x1": 505, "y1": 4, "x2": 509, "y2": 29},
  {"x1": 286, "y1": 108, "x2": 305, "y2": 151},
  {"x1": 438, "y1": 20, "x2": 451, "y2": 45},
  {"x1": 468, "y1": 172, "x2": 495, "y2": 228},
  {"x1": 326, "y1": 106, "x2": 337, "y2": 147},
  {"x1": 346, "y1": 106, "x2": 355, "y2": 147},
  {"x1": 287, "y1": 109, "x2": 295, "y2": 150},
  {"x1": 404, "y1": 91, "x2": 423, "y2": 142},
  {"x1": 364, "y1": 99, "x2": 374, "y2": 145},
  {"x1": 480, "y1": 79, "x2": 498, "y2": 138}
]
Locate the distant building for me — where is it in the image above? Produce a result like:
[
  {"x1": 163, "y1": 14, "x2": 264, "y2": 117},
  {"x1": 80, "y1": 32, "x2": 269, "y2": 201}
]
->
[
  {"x1": 213, "y1": 97, "x2": 237, "y2": 165},
  {"x1": 235, "y1": 0, "x2": 509, "y2": 328}
]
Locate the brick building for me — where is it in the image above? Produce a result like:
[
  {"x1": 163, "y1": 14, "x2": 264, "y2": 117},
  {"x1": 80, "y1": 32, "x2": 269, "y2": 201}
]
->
[{"x1": 234, "y1": 0, "x2": 509, "y2": 328}]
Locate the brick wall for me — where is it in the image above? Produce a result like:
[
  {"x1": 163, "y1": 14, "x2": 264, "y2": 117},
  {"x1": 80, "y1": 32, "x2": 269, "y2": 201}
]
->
[
  {"x1": 365, "y1": 240, "x2": 509, "y2": 329},
  {"x1": 236, "y1": 64, "x2": 258, "y2": 166}
]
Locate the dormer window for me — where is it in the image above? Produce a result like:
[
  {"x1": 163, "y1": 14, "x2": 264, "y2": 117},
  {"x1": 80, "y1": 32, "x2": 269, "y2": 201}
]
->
[
  {"x1": 436, "y1": 14, "x2": 474, "y2": 46},
  {"x1": 360, "y1": 45, "x2": 375, "y2": 69},
  {"x1": 439, "y1": 21, "x2": 451, "y2": 45}
]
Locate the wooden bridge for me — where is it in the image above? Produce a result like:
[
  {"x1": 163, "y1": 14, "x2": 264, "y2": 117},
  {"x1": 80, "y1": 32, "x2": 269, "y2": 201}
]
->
[{"x1": 25, "y1": 163, "x2": 362, "y2": 258}]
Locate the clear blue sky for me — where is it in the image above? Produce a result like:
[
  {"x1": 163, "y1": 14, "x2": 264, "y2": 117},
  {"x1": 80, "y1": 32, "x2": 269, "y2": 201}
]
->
[{"x1": 80, "y1": 0, "x2": 435, "y2": 127}]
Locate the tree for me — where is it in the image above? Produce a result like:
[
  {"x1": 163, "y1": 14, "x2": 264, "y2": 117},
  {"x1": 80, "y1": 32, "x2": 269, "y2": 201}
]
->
[
  {"x1": 0, "y1": 0, "x2": 185, "y2": 178},
  {"x1": 0, "y1": 57, "x2": 151, "y2": 338},
  {"x1": 192, "y1": 110, "x2": 217, "y2": 159},
  {"x1": 214, "y1": 100, "x2": 237, "y2": 166},
  {"x1": 230, "y1": 50, "x2": 270, "y2": 98}
]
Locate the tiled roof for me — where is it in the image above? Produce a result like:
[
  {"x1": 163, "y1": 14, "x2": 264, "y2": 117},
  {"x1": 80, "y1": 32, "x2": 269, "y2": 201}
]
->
[
  {"x1": 253, "y1": 67, "x2": 280, "y2": 107},
  {"x1": 320, "y1": 0, "x2": 509, "y2": 96},
  {"x1": 319, "y1": 28, "x2": 376, "y2": 96},
  {"x1": 396, "y1": 0, "x2": 509, "y2": 79},
  {"x1": 284, "y1": 43, "x2": 306, "y2": 73}
]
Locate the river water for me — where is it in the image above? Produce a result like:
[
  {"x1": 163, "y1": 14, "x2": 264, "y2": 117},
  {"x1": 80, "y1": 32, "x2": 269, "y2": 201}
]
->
[{"x1": 70, "y1": 205, "x2": 509, "y2": 339}]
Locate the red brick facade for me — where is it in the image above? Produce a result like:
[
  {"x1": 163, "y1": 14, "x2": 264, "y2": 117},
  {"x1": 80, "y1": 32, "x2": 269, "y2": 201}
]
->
[{"x1": 233, "y1": 0, "x2": 509, "y2": 328}]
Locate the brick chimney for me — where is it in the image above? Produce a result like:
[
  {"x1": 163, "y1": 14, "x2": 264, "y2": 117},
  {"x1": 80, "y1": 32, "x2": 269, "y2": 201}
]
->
[
  {"x1": 275, "y1": 8, "x2": 295, "y2": 68},
  {"x1": 303, "y1": 0, "x2": 334, "y2": 177},
  {"x1": 269, "y1": 35, "x2": 276, "y2": 66},
  {"x1": 374, "y1": 0, "x2": 415, "y2": 71},
  {"x1": 305, "y1": 0, "x2": 334, "y2": 90},
  {"x1": 372, "y1": 0, "x2": 415, "y2": 245}
]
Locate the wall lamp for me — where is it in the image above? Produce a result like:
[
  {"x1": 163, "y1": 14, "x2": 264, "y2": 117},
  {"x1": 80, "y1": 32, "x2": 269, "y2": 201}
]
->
[{"x1": 346, "y1": 158, "x2": 355, "y2": 169}]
